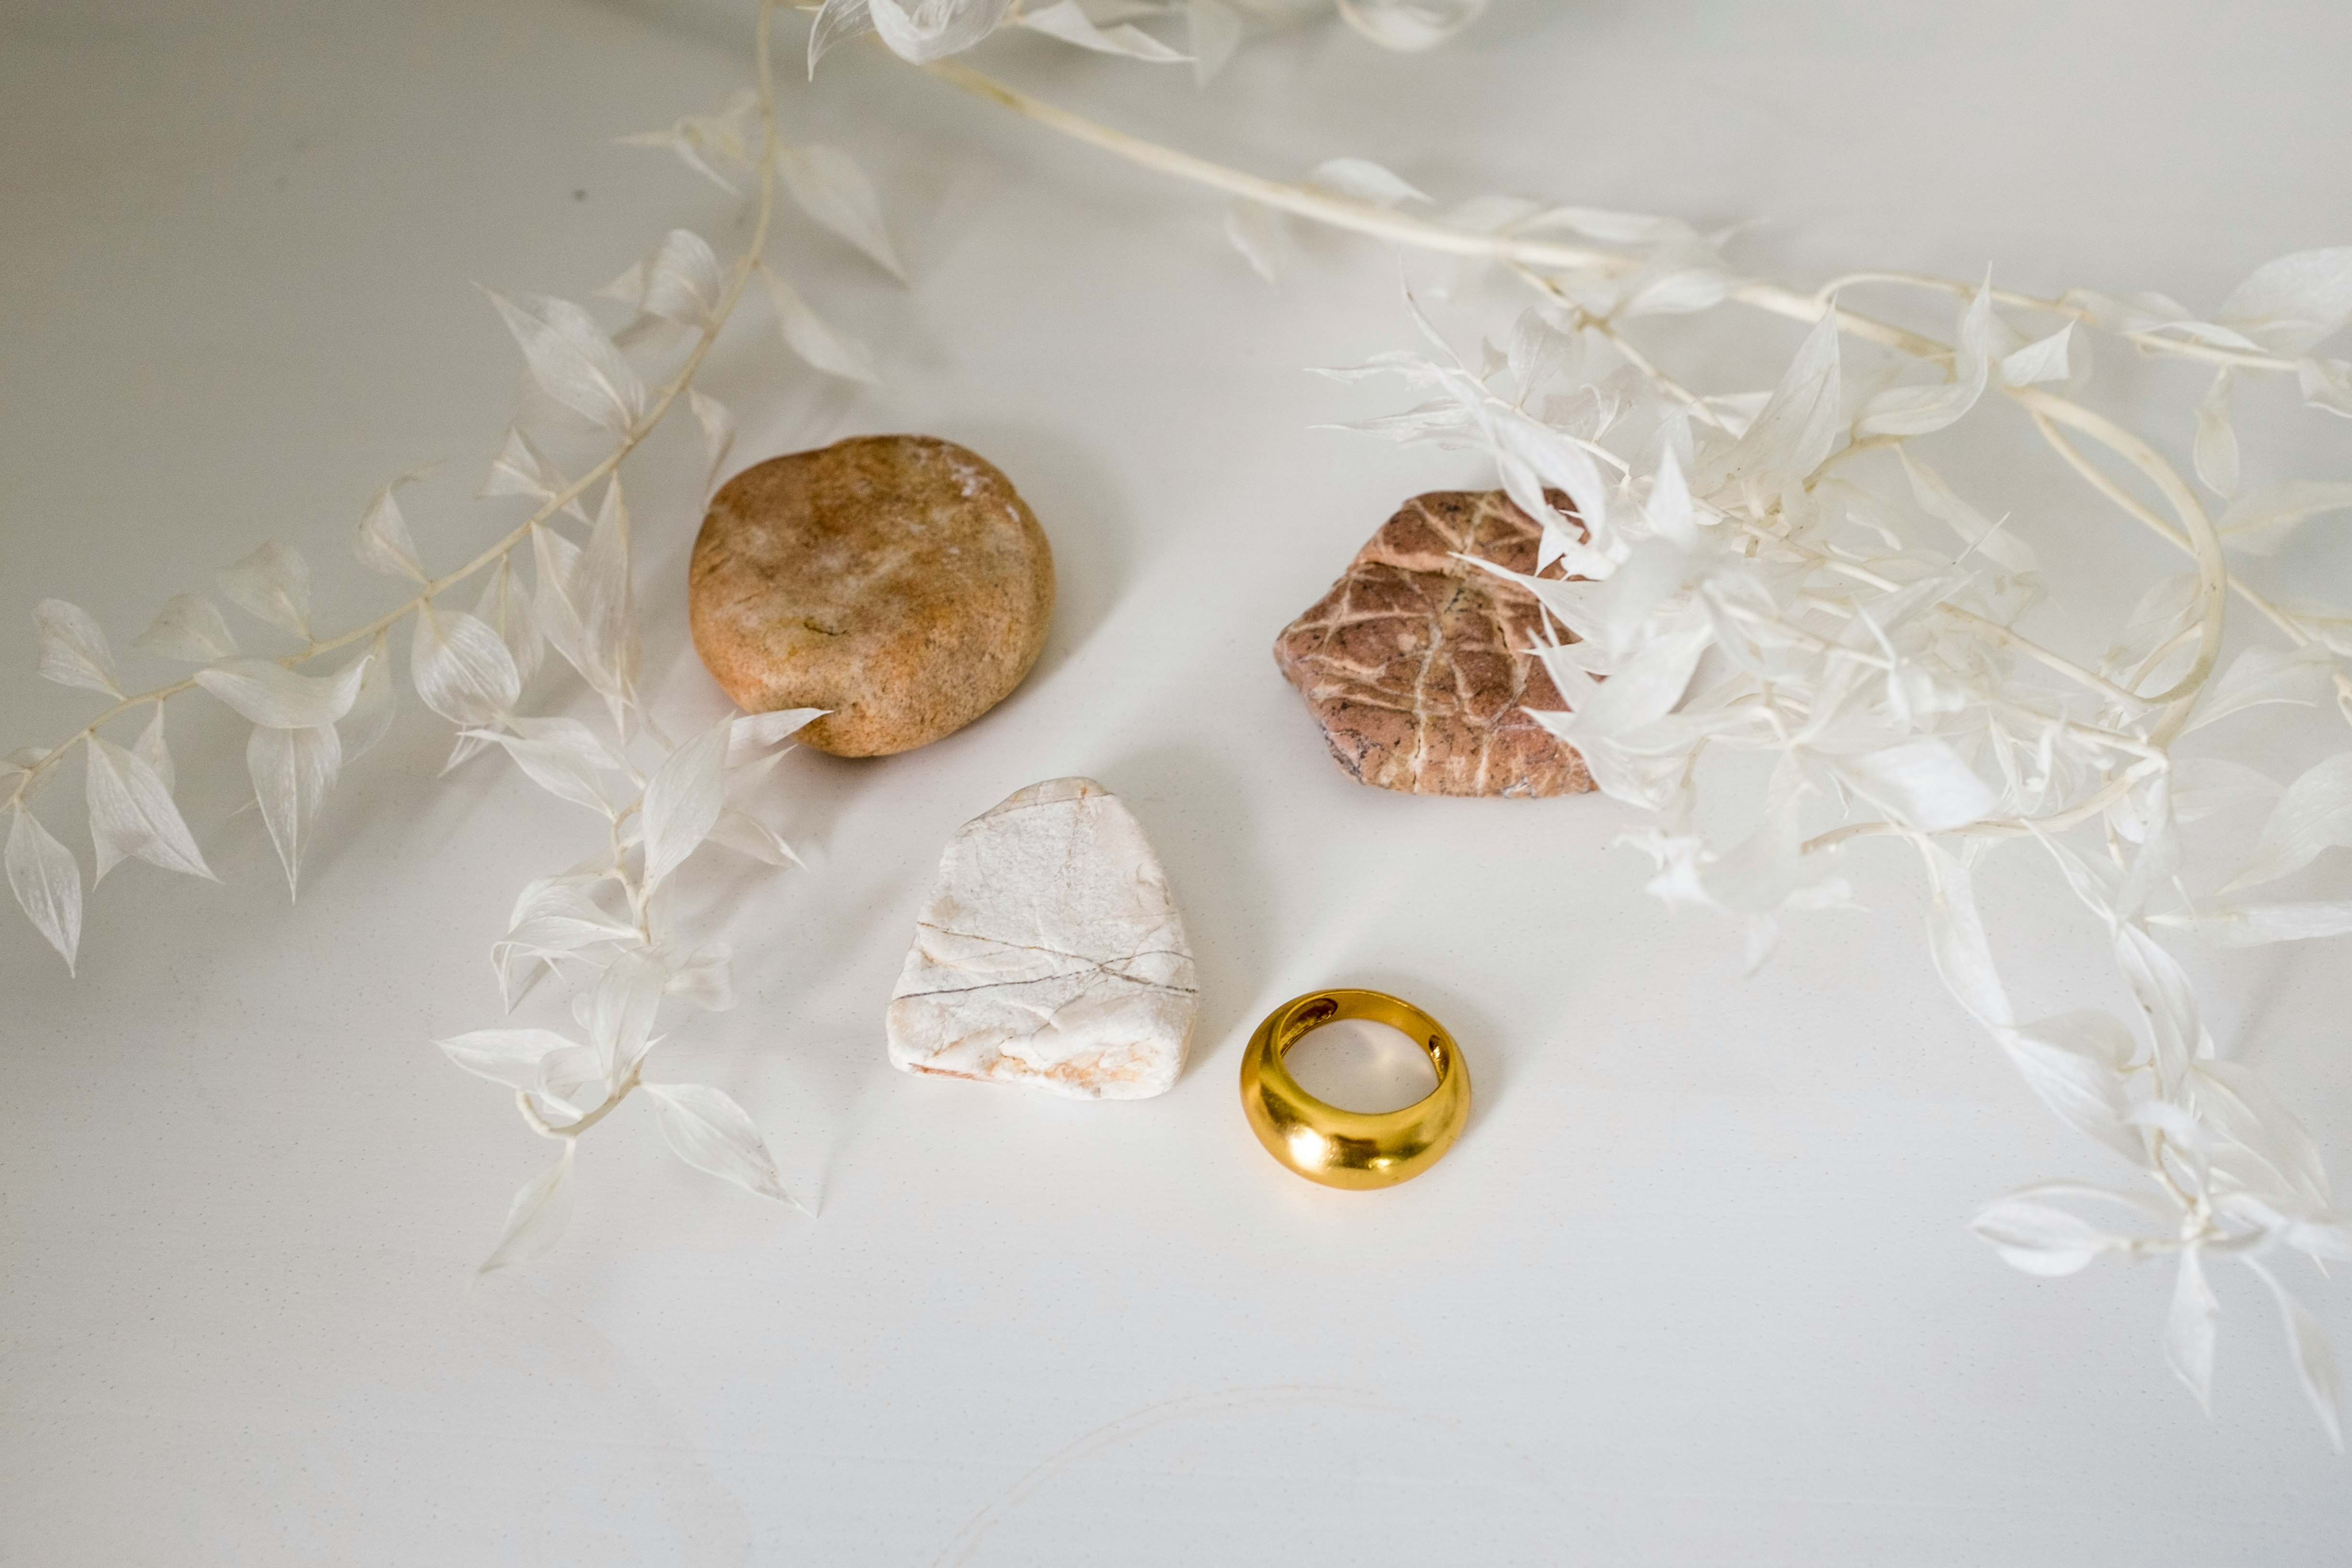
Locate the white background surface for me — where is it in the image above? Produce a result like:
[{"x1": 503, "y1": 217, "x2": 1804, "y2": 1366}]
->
[{"x1": 7, "y1": 1, "x2": 2352, "y2": 1562}]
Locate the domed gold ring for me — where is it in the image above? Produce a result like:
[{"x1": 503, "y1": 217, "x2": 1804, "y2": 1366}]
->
[{"x1": 1239, "y1": 989, "x2": 1470, "y2": 1189}]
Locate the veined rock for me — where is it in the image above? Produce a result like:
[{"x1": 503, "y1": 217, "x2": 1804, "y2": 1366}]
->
[{"x1": 887, "y1": 777, "x2": 1196, "y2": 1100}]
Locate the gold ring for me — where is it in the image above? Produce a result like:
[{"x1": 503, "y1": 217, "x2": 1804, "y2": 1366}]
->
[{"x1": 1239, "y1": 988, "x2": 1470, "y2": 1189}]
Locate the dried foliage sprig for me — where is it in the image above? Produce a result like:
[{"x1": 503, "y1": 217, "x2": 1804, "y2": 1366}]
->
[
  {"x1": 2, "y1": 0, "x2": 919, "y2": 1266},
  {"x1": 868, "y1": 33, "x2": 2352, "y2": 1440}
]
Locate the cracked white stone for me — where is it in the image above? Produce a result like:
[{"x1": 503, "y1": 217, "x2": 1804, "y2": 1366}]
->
[{"x1": 886, "y1": 777, "x2": 1196, "y2": 1099}]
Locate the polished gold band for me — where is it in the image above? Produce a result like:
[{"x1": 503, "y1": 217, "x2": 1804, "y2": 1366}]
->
[{"x1": 1239, "y1": 988, "x2": 1470, "y2": 1189}]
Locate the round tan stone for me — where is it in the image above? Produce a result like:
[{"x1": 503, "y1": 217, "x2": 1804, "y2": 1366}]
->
[{"x1": 688, "y1": 435, "x2": 1055, "y2": 757}]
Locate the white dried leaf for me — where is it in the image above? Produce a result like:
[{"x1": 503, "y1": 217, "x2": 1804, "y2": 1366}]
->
[
  {"x1": 410, "y1": 605, "x2": 521, "y2": 730},
  {"x1": 1515, "y1": 206, "x2": 1689, "y2": 245},
  {"x1": 1335, "y1": 0, "x2": 1488, "y2": 52},
  {"x1": 1703, "y1": 309, "x2": 1842, "y2": 500},
  {"x1": 508, "y1": 873, "x2": 635, "y2": 944},
  {"x1": 2216, "y1": 247, "x2": 2352, "y2": 355},
  {"x1": 484, "y1": 290, "x2": 646, "y2": 433},
  {"x1": 2002, "y1": 1012, "x2": 2142, "y2": 1166},
  {"x1": 439, "y1": 1028, "x2": 582, "y2": 1092},
  {"x1": 2192, "y1": 1059, "x2": 2329, "y2": 1205},
  {"x1": 84, "y1": 735, "x2": 211, "y2": 883},
  {"x1": 1617, "y1": 261, "x2": 1738, "y2": 320},
  {"x1": 7, "y1": 805, "x2": 82, "y2": 974},
  {"x1": 1186, "y1": 0, "x2": 1241, "y2": 84},
  {"x1": 1020, "y1": 0, "x2": 1188, "y2": 59},
  {"x1": 641, "y1": 717, "x2": 734, "y2": 891},
  {"x1": 479, "y1": 428, "x2": 590, "y2": 524},
  {"x1": 1900, "y1": 450, "x2": 2038, "y2": 575},
  {"x1": 478, "y1": 1144, "x2": 575, "y2": 1274},
  {"x1": 587, "y1": 951, "x2": 665, "y2": 1079},
  {"x1": 2183, "y1": 643, "x2": 2331, "y2": 733},
  {"x1": 1921, "y1": 843, "x2": 2013, "y2": 1031},
  {"x1": 2166, "y1": 1250, "x2": 2220, "y2": 1413},
  {"x1": 132, "y1": 707, "x2": 173, "y2": 793},
  {"x1": 215, "y1": 542, "x2": 312, "y2": 640},
  {"x1": 469, "y1": 719, "x2": 622, "y2": 815},
  {"x1": 471, "y1": 558, "x2": 541, "y2": 689},
  {"x1": 1837, "y1": 738, "x2": 1997, "y2": 833},
  {"x1": 1224, "y1": 200, "x2": 1283, "y2": 285},
  {"x1": 355, "y1": 472, "x2": 430, "y2": 580},
  {"x1": 808, "y1": 0, "x2": 878, "y2": 75},
  {"x1": 2193, "y1": 369, "x2": 2239, "y2": 499},
  {"x1": 2244, "y1": 1258, "x2": 2344, "y2": 1450},
  {"x1": 33, "y1": 600, "x2": 119, "y2": 696},
  {"x1": 2299, "y1": 356, "x2": 2352, "y2": 418},
  {"x1": 1855, "y1": 283, "x2": 1991, "y2": 438},
  {"x1": 779, "y1": 146, "x2": 906, "y2": 281},
  {"x1": 868, "y1": 0, "x2": 1013, "y2": 64},
  {"x1": 2226, "y1": 751, "x2": 2352, "y2": 891},
  {"x1": 337, "y1": 634, "x2": 397, "y2": 763},
  {"x1": 579, "y1": 482, "x2": 639, "y2": 735},
  {"x1": 1307, "y1": 156, "x2": 1428, "y2": 209},
  {"x1": 726, "y1": 706, "x2": 826, "y2": 766},
  {"x1": 2216, "y1": 480, "x2": 2352, "y2": 556},
  {"x1": 709, "y1": 808, "x2": 805, "y2": 868},
  {"x1": 615, "y1": 90, "x2": 756, "y2": 192},
  {"x1": 529, "y1": 522, "x2": 588, "y2": 679},
  {"x1": 597, "y1": 229, "x2": 725, "y2": 327},
  {"x1": 2154, "y1": 901, "x2": 2352, "y2": 946},
  {"x1": 640, "y1": 1081, "x2": 794, "y2": 1205},
  {"x1": 2112, "y1": 923, "x2": 2199, "y2": 1083},
  {"x1": 2169, "y1": 756, "x2": 2278, "y2": 822},
  {"x1": 196, "y1": 656, "x2": 369, "y2": 729},
  {"x1": 760, "y1": 265, "x2": 879, "y2": 384},
  {"x1": 134, "y1": 595, "x2": 238, "y2": 662},
  {"x1": 664, "y1": 944, "x2": 736, "y2": 1011},
  {"x1": 688, "y1": 389, "x2": 736, "y2": 498},
  {"x1": 1971, "y1": 1195, "x2": 2119, "y2": 1276},
  {"x1": 1997, "y1": 322, "x2": 2074, "y2": 386},
  {"x1": 247, "y1": 722, "x2": 341, "y2": 898}
]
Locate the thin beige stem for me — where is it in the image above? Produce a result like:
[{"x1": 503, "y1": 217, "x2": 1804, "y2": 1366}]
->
[{"x1": 918, "y1": 56, "x2": 1624, "y2": 274}]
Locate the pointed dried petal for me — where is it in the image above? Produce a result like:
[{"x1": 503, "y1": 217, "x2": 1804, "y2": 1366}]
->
[
  {"x1": 6, "y1": 805, "x2": 82, "y2": 973},
  {"x1": 779, "y1": 146, "x2": 906, "y2": 281},
  {"x1": 196, "y1": 656, "x2": 369, "y2": 729},
  {"x1": 640, "y1": 717, "x2": 733, "y2": 890},
  {"x1": 640, "y1": 1081, "x2": 794, "y2": 1204},
  {"x1": 215, "y1": 542, "x2": 313, "y2": 640},
  {"x1": 409, "y1": 605, "x2": 521, "y2": 729},
  {"x1": 246, "y1": 722, "x2": 342, "y2": 897},
  {"x1": 483, "y1": 290, "x2": 646, "y2": 433},
  {"x1": 84, "y1": 735, "x2": 211, "y2": 882},
  {"x1": 478, "y1": 1144, "x2": 575, "y2": 1273},
  {"x1": 135, "y1": 595, "x2": 239, "y2": 662},
  {"x1": 33, "y1": 600, "x2": 119, "y2": 696},
  {"x1": 355, "y1": 472, "x2": 430, "y2": 580},
  {"x1": 760, "y1": 265, "x2": 879, "y2": 384}
]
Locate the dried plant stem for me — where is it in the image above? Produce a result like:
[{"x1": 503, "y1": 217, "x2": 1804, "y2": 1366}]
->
[
  {"x1": 913, "y1": 55, "x2": 2352, "y2": 744},
  {"x1": 5, "y1": 1, "x2": 790, "y2": 821}
]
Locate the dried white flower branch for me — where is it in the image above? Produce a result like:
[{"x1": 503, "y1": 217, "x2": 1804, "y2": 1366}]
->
[
  {"x1": 4, "y1": 0, "x2": 914, "y2": 1267},
  {"x1": 883, "y1": 47, "x2": 2352, "y2": 1440}
]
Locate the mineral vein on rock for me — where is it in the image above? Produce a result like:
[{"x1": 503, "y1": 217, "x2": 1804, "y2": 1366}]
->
[
  {"x1": 886, "y1": 777, "x2": 1196, "y2": 1099},
  {"x1": 1273, "y1": 489, "x2": 1596, "y2": 798}
]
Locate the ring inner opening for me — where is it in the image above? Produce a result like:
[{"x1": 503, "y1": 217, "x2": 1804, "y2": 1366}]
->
[{"x1": 1283, "y1": 1015, "x2": 1440, "y2": 1114}]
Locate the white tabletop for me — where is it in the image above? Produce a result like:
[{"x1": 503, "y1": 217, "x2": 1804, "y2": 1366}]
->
[{"x1": 6, "y1": 1, "x2": 2352, "y2": 1562}]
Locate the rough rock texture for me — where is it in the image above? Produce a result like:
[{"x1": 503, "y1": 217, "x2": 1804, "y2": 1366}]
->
[
  {"x1": 887, "y1": 777, "x2": 1196, "y2": 1100},
  {"x1": 1274, "y1": 489, "x2": 1595, "y2": 797},
  {"x1": 689, "y1": 435, "x2": 1054, "y2": 758}
]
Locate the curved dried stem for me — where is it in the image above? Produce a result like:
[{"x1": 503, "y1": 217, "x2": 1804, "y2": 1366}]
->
[{"x1": 5, "y1": 4, "x2": 790, "y2": 820}]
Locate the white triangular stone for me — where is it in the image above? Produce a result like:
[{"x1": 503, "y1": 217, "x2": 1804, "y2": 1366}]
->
[{"x1": 886, "y1": 777, "x2": 1196, "y2": 1099}]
